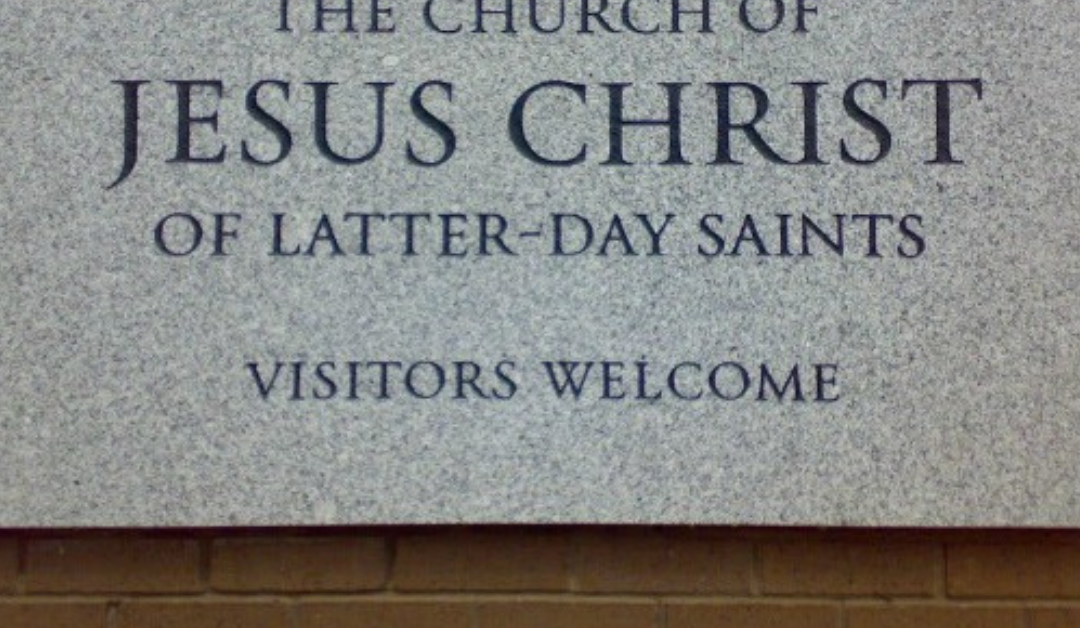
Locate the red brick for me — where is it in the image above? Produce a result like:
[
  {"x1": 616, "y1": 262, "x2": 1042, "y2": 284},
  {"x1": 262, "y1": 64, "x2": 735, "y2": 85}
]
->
[
  {"x1": 948, "y1": 543, "x2": 1080, "y2": 598},
  {"x1": 667, "y1": 602, "x2": 837, "y2": 628},
  {"x1": 115, "y1": 602, "x2": 291, "y2": 628},
  {"x1": 211, "y1": 536, "x2": 386, "y2": 592},
  {"x1": 761, "y1": 541, "x2": 938, "y2": 596},
  {"x1": 25, "y1": 538, "x2": 201, "y2": 593},
  {"x1": 0, "y1": 603, "x2": 106, "y2": 628},
  {"x1": 477, "y1": 601, "x2": 655, "y2": 628},
  {"x1": 395, "y1": 531, "x2": 570, "y2": 591},
  {"x1": 847, "y1": 605, "x2": 1022, "y2": 628},
  {"x1": 0, "y1": 539, "x2": 17, "y2": 593},
  {"x1": 297, "y1": 601, "x2": 471, "y2": 628},
  {"x1": 578, "y1": 530, "x2": 753, "y2": 593},
  {"x1": 1030, "y1": 608, "x2": 1080, "y2": 628}
]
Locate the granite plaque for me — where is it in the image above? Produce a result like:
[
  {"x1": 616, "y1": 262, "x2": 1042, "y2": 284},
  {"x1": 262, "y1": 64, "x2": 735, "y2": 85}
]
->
[{"x1": 1, "y1": 0, "x2": 1079, "y2": 527}]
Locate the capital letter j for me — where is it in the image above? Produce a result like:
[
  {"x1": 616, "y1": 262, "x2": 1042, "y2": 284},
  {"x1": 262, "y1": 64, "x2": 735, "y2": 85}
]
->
[{"x1": 109, "y1": 80, "x2": 149, "y2": 189}]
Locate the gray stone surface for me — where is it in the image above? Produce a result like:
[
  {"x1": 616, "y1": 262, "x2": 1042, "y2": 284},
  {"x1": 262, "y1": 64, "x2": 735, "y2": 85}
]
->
[{"x1": 1, "y1": 0, "x2": 1079, "y2": 527}]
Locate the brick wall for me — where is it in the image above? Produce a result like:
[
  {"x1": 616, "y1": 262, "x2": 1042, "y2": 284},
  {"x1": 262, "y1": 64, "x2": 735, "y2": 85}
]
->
[{"x1": 0, "y1": 528, "x2": 1078, "y2": 627}]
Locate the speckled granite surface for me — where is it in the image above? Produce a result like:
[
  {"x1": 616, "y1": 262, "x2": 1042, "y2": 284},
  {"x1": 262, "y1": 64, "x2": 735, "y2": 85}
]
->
[{"x1": 0, "y1": 0, "x2": 1078, "y2": 526}]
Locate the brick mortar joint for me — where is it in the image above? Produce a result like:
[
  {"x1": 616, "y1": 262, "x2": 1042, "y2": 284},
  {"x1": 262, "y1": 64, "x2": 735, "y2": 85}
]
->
[
  {"x1": 14, "y1": 538, "x2": 27, "y2": 596},
  {"x1": 198, "y1": 538, "x2": 212, "y2": 593},
  {"x1": 383, "y1": 535, "x2": 397, "y2": 592},
  {"x1": 6, "y1": 593, "x2": 1080, "y2": 606}
]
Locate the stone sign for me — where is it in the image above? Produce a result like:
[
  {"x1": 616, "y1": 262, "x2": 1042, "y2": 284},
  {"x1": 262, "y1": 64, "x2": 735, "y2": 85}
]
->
[{"x1": 1, "y1": 0, "x2": 1079, "y2": 527}]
